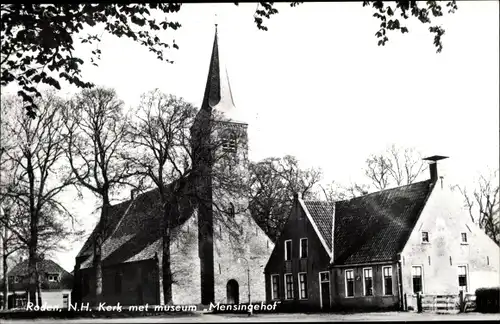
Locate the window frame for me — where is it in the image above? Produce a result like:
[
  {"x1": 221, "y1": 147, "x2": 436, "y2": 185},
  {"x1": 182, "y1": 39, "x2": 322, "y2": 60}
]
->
[
  {"x1": 344, "y1": 269, "x2": 355, "y2": 298},
  {"x1": 460, "y1": 232, "x2": 468, "y2": 244},
  {"x1": 299, "y1": 238, "x2": 308, "y2": 259},
  {"x1": 284, "y1": 273, "x2": 294, "y2": 300},
  {"x1": 362, "y1": 267, "x2": 374, "y2": 296},
  {"x1": 221, "y1": 129, "x2": 238, "y2": 153},
  {"x1": 457, "y1": 265, "x2": 468, "y2": 292},
  {"x1": 47, "y1": 274, "x2": 59, "y2": 282},
  {"x1": 411, "y1": 265, "x2": 424, "y2": 294},
  {"x1": 271, "y1": 274, "x2": 280, "y2": 300},
  {"x1": 382, "y1": 266, "x2": 393, "y2": 296},
  {"x1": 284, "y1": 239, "x2": 292, "y2": 261},
  {"x1": 421, "y1": 231, "x2": 430, "y2": 243},
  {"x1": 298, "y1": 272, "x2": 308, "y2": 300}
]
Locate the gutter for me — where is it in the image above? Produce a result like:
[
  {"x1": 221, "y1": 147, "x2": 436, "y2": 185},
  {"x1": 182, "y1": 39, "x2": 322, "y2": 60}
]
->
[{"x1": 396, "y1": 253, "x2": 404, "y2": 311}]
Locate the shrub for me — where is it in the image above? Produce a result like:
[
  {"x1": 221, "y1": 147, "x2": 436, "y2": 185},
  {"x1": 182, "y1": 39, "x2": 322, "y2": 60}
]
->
[{"x1": 475, "y1": 287, "x2": 500, "y2": 313}]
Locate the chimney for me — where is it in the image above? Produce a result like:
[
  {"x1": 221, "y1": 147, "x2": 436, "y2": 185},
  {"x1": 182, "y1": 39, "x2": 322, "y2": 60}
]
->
[
  {"x1": 293, "y1": 192, "x2": 302, "y2": 201},
  {"x1": 131, "y1": 189, "x2": 137, "y2": 200},
  {"x1": 423, "y1": 155, "x2": 449, "y2": 183}
]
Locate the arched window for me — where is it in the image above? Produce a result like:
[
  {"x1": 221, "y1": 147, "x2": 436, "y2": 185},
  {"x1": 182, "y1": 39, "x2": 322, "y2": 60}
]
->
[{"x1": 221, "y1": 129, "x2": 237, "y2": 153}]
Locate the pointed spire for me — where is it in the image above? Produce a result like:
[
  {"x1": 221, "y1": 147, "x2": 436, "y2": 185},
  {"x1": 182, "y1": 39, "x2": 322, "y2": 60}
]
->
[{"x1": 201, "y1": 25, "x2": 244, "y2": 123}]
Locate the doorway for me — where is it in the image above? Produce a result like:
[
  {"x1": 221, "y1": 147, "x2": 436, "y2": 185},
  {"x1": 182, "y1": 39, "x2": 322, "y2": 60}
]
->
[
  {"x1": 226, "y1": 279, "x2": 239, "y2": 304},
  {"x1": 319, "y1": 271, "x2": 331, "y2": 310}
]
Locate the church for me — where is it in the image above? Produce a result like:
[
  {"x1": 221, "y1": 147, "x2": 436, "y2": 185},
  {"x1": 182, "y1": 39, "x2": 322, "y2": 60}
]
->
[{"x1": 72, "y1": 26, "x2": 274, "y2": 307}]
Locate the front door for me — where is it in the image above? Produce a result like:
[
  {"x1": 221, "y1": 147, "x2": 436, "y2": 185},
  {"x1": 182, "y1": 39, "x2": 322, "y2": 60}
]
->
[
  {"x1": 319, "y1": 271, "x2": 331, "y2": 310},
  {"x1": 226, "y1": 279, "x2": 239, "y2": 304}
]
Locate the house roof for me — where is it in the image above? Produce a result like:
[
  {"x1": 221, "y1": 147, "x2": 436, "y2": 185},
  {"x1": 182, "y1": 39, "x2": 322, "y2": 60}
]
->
[
  {"x1": 332, "y1": 180, "x2": 434, "y2": 265},
  {"x1": 0, "y1": 259, "x2": 73, "y2": 291},
  {"x1": 302, "y1": 200, "x2": 334, "y2": 256},
  {"x1": 77, "y1": 178, "x2": 196, "y2": 269}
]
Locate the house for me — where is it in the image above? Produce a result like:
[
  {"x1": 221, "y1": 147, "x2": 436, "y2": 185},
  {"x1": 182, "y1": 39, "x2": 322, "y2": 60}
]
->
[
  {"x1": 0, "y1": 259, "x2": 73, "y2": 309},
  {"x1": 72, "y1": 26, "x2": 274, "y2": 307},
  {"x1": 265, "y1": 157, "x2": 500, "y2": 311},
  {"x1": 264, "y1": 193, "x2": 334, "y2": 311}
]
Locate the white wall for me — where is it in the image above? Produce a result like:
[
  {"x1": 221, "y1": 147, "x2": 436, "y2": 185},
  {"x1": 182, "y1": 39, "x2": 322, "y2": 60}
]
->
[{"x1": 401, "y1": 182, "x2": 500, "y2": 297}]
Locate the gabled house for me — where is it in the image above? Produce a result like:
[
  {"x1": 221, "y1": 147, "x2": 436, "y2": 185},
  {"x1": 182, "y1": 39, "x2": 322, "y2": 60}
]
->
[
  {"x1": 73, "y1": 26, "x2": 274, "y2": 307},
  {"x1": 265, "y1": 157, "x2": 500, "y2": 311},
  {"x1": 0, "y1": 259, "x2": 73, "y2": 309},
  {"x1": 264, "y1": 194, "x2": 334, "y2": 310}
]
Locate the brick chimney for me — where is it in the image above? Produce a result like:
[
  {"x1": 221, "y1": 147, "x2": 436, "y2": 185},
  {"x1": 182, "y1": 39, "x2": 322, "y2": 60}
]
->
[{"x1": 422, "y1": 155, "x2": 449, "y2": 183}]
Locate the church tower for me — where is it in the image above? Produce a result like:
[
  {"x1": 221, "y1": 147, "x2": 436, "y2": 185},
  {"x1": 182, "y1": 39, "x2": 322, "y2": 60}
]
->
[{"x1": 191, "y1": 26, "x2": 271, "y2": 306}]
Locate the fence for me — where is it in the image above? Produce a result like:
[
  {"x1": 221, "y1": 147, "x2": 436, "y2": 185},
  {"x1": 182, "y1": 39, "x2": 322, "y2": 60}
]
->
[{"x1": 406, "y1": 292, "x2": 475, "y2": 314}]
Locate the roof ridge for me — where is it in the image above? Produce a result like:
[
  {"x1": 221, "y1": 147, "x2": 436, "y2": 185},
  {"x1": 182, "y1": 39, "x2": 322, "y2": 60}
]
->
[{"x1": 342, "y1": 179, "x2": 431, "y2": 202}]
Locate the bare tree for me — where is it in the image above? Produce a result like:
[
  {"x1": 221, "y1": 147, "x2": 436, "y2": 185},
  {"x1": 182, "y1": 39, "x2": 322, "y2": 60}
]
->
[
  {"x1": 0, "y1": 92, "x2": 78, "y2": 305},
  {"x1": 454, "y1": 170, "x2": 500, "y2": 245},
  {"x1": 319, "y1": 180, "x2": 370, "y2": 203},
  {"x1": 126, "y1": 89, "x2": 196, "y2": 305},
  {"x1": 0, "y1": 205, "x2": 23, "y2": 310},
  {"x1": 364, "y1": 144, "x2": 427, "y2": 190},
  {"x1": 63, "y1": 87, "x2": 136, "y2": 305},
  {"x1": 127, "y1": 89, "x2": 251, "y2": 304},
  {"x1": 248, "y1": 155, "x2": 322, "y2": 241}
]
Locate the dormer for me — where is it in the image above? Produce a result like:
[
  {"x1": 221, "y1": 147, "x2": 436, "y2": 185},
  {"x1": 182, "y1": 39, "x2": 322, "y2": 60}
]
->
[{"x1": 47, "y1": 273, "x2": 60, "y2": 282}]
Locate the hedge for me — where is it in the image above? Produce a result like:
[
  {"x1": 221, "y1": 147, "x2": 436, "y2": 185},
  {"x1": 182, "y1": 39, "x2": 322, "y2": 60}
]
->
[{"x1": 475, "y1": 287, "x2": 500, "y2": 313}]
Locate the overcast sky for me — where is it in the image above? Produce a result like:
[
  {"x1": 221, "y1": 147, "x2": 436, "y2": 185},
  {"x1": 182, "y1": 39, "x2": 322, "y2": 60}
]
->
[{"x1": 3, "y1": 2, "x2": 499, "y2": 272}]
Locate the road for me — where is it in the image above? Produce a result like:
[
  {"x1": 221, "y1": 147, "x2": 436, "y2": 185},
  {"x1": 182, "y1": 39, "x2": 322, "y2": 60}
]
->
[{"x1": 1, "y1": 312, "x2": 499, "y2": 323}]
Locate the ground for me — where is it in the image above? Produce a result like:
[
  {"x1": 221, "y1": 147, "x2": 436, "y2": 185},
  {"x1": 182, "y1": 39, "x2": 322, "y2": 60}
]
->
[{"x1": 1, "y1": 312, "x2": 499, "y2": 323}]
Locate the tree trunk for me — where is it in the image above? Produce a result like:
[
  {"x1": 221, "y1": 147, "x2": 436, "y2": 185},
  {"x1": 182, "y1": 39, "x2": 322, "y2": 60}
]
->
[
  {"x1": 94, "y1": 199, "x2": 110, "y2": 306},
  {"x1": 162, "y1": 216, "x2": 173, "y2": 305},
  {"x1": 28, "y1": 245, "x2": 37, "y2": 304},
  {"x1": 36, "y1": 268, "x2": 42, "y2": 306},
  {"x1": 2, "y1": 246, "x2": 8, "y2": 310}
]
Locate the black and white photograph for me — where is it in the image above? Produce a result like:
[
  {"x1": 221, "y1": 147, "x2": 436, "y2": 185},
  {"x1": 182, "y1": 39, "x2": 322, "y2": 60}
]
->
[{"x1": 0, "y1": 2, "x2": 499, "y2": 323}]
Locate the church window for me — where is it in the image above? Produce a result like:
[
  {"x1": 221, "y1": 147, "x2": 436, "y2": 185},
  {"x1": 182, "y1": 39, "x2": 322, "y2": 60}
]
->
[{"x1": 221, "y1": 130, "x2": 237, "y2": 153}]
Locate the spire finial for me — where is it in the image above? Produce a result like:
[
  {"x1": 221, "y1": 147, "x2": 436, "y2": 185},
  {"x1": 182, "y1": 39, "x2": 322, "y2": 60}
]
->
[{"x1": 214, "y1": 13, "x2": 218, "y2": 32}]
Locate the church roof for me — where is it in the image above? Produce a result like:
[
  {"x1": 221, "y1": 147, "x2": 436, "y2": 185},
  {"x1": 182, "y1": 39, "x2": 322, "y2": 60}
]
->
[
  {"x1": 201, "y1": 26, "x2": 245, "y2": 124},
  {"x1": 77, "y1": 178, "x2": 196, "y2": 270},
  {"x1": 298, "y1": 180, "x2": 434, "y2": 266}
]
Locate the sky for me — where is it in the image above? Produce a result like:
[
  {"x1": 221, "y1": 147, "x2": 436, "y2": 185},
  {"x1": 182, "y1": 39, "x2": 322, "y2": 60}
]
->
[{"x1": 2, "y1": 2, "x2": 499, "y2": 272}]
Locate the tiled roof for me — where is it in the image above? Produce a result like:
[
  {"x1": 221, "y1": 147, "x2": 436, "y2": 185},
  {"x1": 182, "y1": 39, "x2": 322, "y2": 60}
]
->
[
  {"x1": 77, "y1": 200, "x2": 130, "y2": 258},
  {"x1": 0, "y1": 259, "x2": 73, "y2": 291},
  {"x1": 332, "y1": 180, "x2": 434, "y2": 265},
  {"x1": 78, "y1": 178, "x2": 196, "y2": 269},
  {"x1": 303, "y1": 200, "x2": 334, "y2": 252}
]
